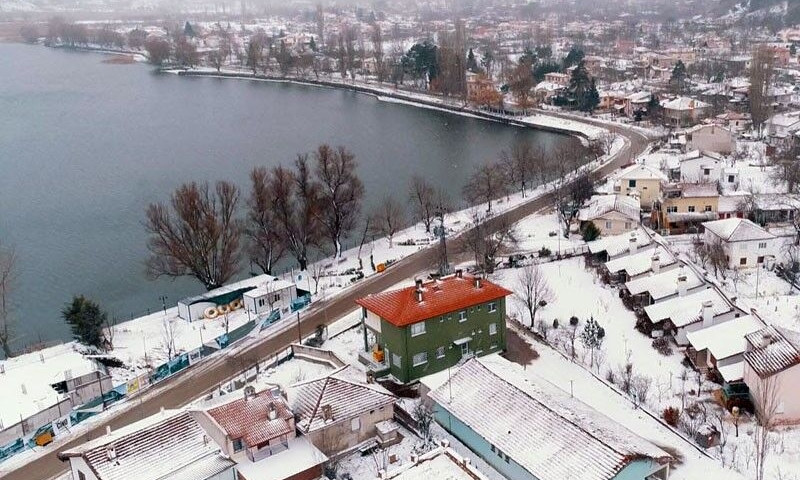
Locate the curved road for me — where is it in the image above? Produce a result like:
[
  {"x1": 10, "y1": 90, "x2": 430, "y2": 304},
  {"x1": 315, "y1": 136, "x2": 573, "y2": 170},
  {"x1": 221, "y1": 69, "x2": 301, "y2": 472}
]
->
[{"x1": 1, "y1": 114, "x2": 649, "y2": 480}]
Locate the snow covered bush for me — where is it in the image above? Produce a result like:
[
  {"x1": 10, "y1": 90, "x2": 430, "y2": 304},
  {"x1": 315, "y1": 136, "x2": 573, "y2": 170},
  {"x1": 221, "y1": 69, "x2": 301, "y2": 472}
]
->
[
  {"x1": 652, "y1": 337, "x2": 673, "y2": 356},
  {"x1": 663, "y1": 406, "x2": 680, "y2": 427}
]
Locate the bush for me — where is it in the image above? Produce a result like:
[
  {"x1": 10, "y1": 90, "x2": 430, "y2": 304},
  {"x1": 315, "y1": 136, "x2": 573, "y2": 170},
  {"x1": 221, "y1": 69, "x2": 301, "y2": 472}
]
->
[
  {"x1": 538, "y1": 246, "x2": 552, "y2": 258},
  {"x1": 597, "y1": 326, "x2": 605, "y2": 339},
  {"x1": 581, "y1": 221, "x2": 601, "y2": 241},
  {"x1": 663, "y1": 406, "x2": 680, "y2": 427},
  {"x1": 538, "y1": 299, "x2": 548, "y2": 307},
  {"x1": 652, "y1": 337, "x2": 673, "y2": 356},
  {"x1": 552, "y1": 319, "x2": 559, "y2": 329},
  {"x1": 569, "y1": 316, "x2": 579, "y2": 326}
]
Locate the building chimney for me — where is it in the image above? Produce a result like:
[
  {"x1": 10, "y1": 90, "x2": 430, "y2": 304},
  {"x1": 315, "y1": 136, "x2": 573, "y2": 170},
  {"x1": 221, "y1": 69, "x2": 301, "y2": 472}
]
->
[
  {"x1": 106, "y1": 426, "x2": 112, "y2": 436},
  {"x1": 455, "y1": 269, "x2": 463, "y2": 279},
  {"x1": 321, "y1": 404, "x2": 333, "y2": 422},
  {"x1": 244, "y1": 385, "x2": 256, "y2": 402},
  {"x1": 416, "y1": 290, "x2": 423, "y2": 302},
  {"x1": 677, "y1": 275, "x2": 688, "y2": 296},
  {"x1": 702, "y1": 300, "x2": 714, "y2": 328},
  {"x1": 475, "y1": 277, "x2": 482, "y2": 288},
  {"x1": 629, "y1": 236, "x2": 638, "y2": 254},
  {"x1": 761, "y1": 332, "x2": 773, "y2": 349},
  {"x1": 415, "y1": 278, "x2": 423, "y2": 290},
  {"x1": 651, "y1": 254, "x2": 661, "y2": 273},
  {"x1": 268, "y1": 403, "x2": 277, "y2": 421}
]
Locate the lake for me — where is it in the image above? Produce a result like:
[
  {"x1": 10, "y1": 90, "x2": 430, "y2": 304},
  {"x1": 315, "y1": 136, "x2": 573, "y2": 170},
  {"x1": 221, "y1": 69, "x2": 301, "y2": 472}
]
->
[{"x1": 0, "y1": 43, "x2": 578, "y2": 351}]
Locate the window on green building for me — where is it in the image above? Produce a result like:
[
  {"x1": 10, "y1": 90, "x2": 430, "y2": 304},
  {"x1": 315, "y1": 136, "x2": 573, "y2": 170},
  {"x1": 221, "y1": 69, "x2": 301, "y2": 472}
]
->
[
  {"x1": 436, "y1": 346, "x2": 445, "y2": 358},
  {"x1": 412, "y1": 352, "x2": 428, "y2": 366},
  {"x1": 410, "y1": 322, "x2": 426, "y2": 337},
  {"x1": 489, "y1": 323, "x2": 497, "y2": 336},
  {"x1": 488, "y1": 302, "x2": 497, "y2": 313},
  {"x1": 459, "y1": 310, "x2": 467, "y2": 322},
  {"x1": 392, "y1": 353, "x2": 401, "y2": 367}
]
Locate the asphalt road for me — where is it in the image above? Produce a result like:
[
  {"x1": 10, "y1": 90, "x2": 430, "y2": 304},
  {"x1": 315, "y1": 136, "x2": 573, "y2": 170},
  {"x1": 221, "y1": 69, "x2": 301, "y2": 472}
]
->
[{"x1": 2, "y1": 117, "x2": 650, "y2": 480}]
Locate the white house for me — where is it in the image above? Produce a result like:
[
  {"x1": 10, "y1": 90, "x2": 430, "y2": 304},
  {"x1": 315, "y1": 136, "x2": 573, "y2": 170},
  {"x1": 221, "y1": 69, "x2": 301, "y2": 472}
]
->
[
  {"x1": 242, "y1": 278, "x2": 298, "y2": 318},
  {"x1": 679, "y1": 150, "x2": 725, "y2": 183},
  {"x1": 682, "y1": 124, "x2": 736, "y2": 154},
  {"x1": 178, "y1": 274, "x2": 275, "y2": 322},
  {"x1": 686, "y1": 313, "x2": 765, "y2": 383},
  {"x1": 577, "y1": 195, "x2": 641, "y2": 236},
  {"x1": 643, "y1": 287, "x2": 744, "y2": 345},
  {"x1": 702, "y1": 218, "x2": 780, "y2": 269}
]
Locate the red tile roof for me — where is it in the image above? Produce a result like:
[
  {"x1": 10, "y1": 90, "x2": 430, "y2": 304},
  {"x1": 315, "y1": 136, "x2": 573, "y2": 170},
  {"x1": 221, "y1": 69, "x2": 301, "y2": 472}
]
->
[
  {"x1": 356, "y1": 274, "x2": 512, "y2": 327},
  {"x1": 207, "y1": 391, "x2": 293, "y2": 448}
]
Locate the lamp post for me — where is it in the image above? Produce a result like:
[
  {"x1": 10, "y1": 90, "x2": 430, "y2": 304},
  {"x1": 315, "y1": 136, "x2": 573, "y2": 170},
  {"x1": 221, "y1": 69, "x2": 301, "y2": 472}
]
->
[
  {"x1": 732, "y1": 406, "x2": 740, "y2": 437},
  {"x1": 159, "y1": 295, "x2": 168, "y2": 316}
]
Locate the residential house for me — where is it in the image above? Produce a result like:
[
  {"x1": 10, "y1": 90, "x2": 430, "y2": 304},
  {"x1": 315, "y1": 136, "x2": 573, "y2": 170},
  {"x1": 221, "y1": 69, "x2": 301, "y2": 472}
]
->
[
  {"x1": 682, "y1": 124, "x2": 736, "y2": 154},
  {"x1": 604, "y1": 245, "x2": 677, "y2": 283},
  {"x1": 178, "y1": 274, "x2": 275, "y2": 322},
  {"x1": 715, "y1": 111, "x2": 751, "y2": 133},
  {"x1": 643, "y1": 287, "x2": 744, "y2": 345},
  {"x1": 686, "y1": 313, "x2": 765, "y2": 384},
  {"x1": 467, "y1": 72, "x2": 501, "y2": 107},
  {"x1": 58, "y1": 410, "x2": 236, "y2": 480},
  {"x1": 577, "y1": 195, "x2": 641, "y2": 236},
  {"x1": 356, "y1": 271, "x2": 511, "y2": 383},
  {"x1": 288, "y1": 366, "x2": 396, "y2": 455},
  {"x1": 625, "y1": 91, "x2": 652, "y2": 118},
  {"x1": 201, "y1": 387, "x2": 296, "y2": 462},
  {"x1": 661, "y1": 97, "x2": 711, "y2": 128},
  {"x1": 678, "y1": 150, "x2": 725, "y2": 183},
  {"x1": 765, "y1": 111, "x2": 800, "y2": 149},
  {"x1": 702, "y1": 218, "x2": 781, "y2": 269},
  {"x1": 587, "y1": 229, "x2": 653, "y2": 263},
  {"x1": 656, "y1": 183, "x2": 719, "y2": 234},
  {"x1": 242, "y1": 278, "x2": 298, "y2": 319},
  {"x1": 743, "y1": 326, "x2": 800, "y2": 424},
  {"x1": 428, "y1": 356, "x2": 672, "y2": 480},
  {"x1": 623, "y1": 263, "x2": 705, "y2": 307},
  {"x1": 613, "y1": 163, "x2": 668, "y2": 210}
]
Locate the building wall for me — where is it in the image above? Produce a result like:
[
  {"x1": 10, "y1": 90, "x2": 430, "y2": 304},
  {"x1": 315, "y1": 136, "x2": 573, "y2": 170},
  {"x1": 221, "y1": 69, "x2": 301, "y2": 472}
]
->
[
  {"x1": 594, "y1": 211, "x2": 638, "y2": 236},
  {"x1": 380, "y1": 297, "x2": 507, "y2": 383},
  {"x1": 616, "y1": 178, "x2": 660, "y2": 209},
  {"x1": 432, "y1": 406, "x2": 535, "y2": 480},
  {"x1": 744, "y1": 361, "x2": 800, "y2": 424},
  {"x1": 307, "y1": 403, "x2": 394, "y2": 455},
  {"x1": 615, "y1": 459, "x2": 670, "y2": 480},
  {"x1": 703, "y1": 230, "x2": 780, "y2": 269},
  {"x1": 68, "y1": 372, "x2": 113, "y2": 407},
  {"x1": 243, "y1": 286, "x2": 296, "y2": 317},
  {"x1": 675, "y1": 310, "x2": 740, "y2": 346},
  {"x1": 686, "y1": 126, "x2": 734, "y2": 154},
  {"x1": 68, "y1": 457, "x2": 99, "y2": 480}
]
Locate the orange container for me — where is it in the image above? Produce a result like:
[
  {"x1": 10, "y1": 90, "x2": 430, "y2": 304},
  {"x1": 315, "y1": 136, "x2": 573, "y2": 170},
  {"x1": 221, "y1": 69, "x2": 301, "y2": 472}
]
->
[{"x1": 376, "y1": 263, "x2": 386, "y2": 273}]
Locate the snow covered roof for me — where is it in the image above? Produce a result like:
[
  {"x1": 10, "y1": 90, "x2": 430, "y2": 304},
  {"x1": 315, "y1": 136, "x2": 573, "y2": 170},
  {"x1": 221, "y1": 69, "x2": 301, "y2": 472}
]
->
[
  {"x1": 615, "y1": 163, "x2": 668, "y2": 181},
  {"x1": 678, "y1": 183, "x2": 719, "y2": 198},
  {"x1": 243, "y1": 278, "x2": 297, "y2": 299},
  {"x1": 661, "y1": 97, "x2": 711, "y2": 111},
  {"x1": 59, "y1": 410, "x2": 234, "y2": 480},
  {"x1": 288, "y1": 366, "x2": 395, "y2": 434},
  {"x1": 686, "y1": 315, "x2": 764, "y2": 361},
  {"x1": 577, "y1": 195, "x2": 640, "y2": 223},
  {"x1": 356, "y1": 273, "x2": 511, "y2": 327},
  {"x1": 753, "y1": 193, "x2": 800, "y2": 211},
  {"x1": 383, "y1": 446, "x2": 490, "y2": 480},
  {"x1": 206, "y1": 388, "x2": 293, "y2": 448},
  {"x1": 744, "y1": 326, "x2": 800, "y2": 377},
  {"x1": 587, "y1": 229, "x2": 652, "y2": 257},
  {"x1": 718, "y1": 193, "x2": 750, "y2": 213},
  {"x1": 643, "y1": 287, "x2": 733, "y2": 328},
  {"x1": 767, "y1": 112, "x2": 800, "y2": 128},
  {"x1": 233, "y1": 436, "x2": 327, "y2": 480},
  {"x1": 179, "y1": 274, "x2": 274, "y2": 306},
  {"x1": 428, "y1": 357, "x2": 671, "y2": 480},
  {"x1": 604, "y1": 246, "x2": 676, "y2": 277},
  {"x1": 702, "y1": 218, "x2": 776, "y2": 243},
  {"x1": 625, "y1": 264, "x2": 704, "y2": 301},
  {"x1": 718, "y1": 362, "x2": 745, "y2": 383}
]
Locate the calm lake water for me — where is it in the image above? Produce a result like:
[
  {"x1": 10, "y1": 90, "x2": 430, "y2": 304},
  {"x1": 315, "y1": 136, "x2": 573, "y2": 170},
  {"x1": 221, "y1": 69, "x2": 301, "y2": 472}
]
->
[{"x1": 0, "y1": 43, "x2": 578, "y2": 350}]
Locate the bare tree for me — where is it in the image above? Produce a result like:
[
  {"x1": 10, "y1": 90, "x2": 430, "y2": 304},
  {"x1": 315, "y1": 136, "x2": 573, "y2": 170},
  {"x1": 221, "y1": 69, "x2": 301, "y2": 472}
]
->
[
  {"x1": 313, "y1": 145, "x2": 364, "y2": 258},
  {"x1": 371, "y1": 195, "x2": 406, "y2": 248},
  {"x1": 707, "y1": 238, "x2": 729, "y2": 279},
  {"x1": 408, "y1": 175, "x2": 437, "y2": 233},
  {"x1": 0, "y1": 245, "x2": 16, "y2": 357},
  {"x1": 462, "y1": 211, "x2": 517, "y2": 273},
  {"x1": 161, "y1": 317, "x2": 177, "y2": 360},
  {"x1": 463, "y1": 160, "x2": 505, "y2": 214},
  {"x1": 413, "y1": 402, "x2": 435, "y2": 448},
  {"x1": 144, "y1": 181, "x2": 242, "y2": 290},
  {"x1": 370, "y1": 24, "x2": 384, "y2": 82},
  {"x1": 499, "y1": 140, "x2": 535, "y2": 197},
  {"x1": 516, "y1": 263, "x2": 553, "y2": 328},
  {"x1": 752, "y1": 373, "x2": 780, "y2": 480},
  {"x1": 270, "y1": 158, "x2": 321, "y2": 271},
  {"x1": 246, "y1": 167, "x2": 285, "y2": 275},
  {"x1": 245, "y1": 36, "x2": 263, "y2": 74},
  {"x1": 750, "y1": 45, "x2": 776, "y2": 135},
  {"x1": 783, "y1": 242, "x2": 800, "y2": 294}
]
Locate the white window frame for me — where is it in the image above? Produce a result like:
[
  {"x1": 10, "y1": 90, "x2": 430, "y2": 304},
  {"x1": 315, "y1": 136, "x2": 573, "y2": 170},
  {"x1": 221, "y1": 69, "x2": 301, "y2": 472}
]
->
[
  {"x1": 488, "y1": 302, "x2": 497, "y2": 313},
  {"x1": 436, "y1": 346, "x2": 445, "y2": 359},
  {"x1": 410, "y1": 322, "x2": 426, "y2": 337},
  {"x1": 412, "y1": 352, "x2": 428, "y2": 366},
  {"x1": 458, "y1": 310, "x2": 467, "y2": 322},
  {"x1": 758, "y1": 242, "x2": 767, "y2": 249},
  {"x1": 489, "y1": 323, "x2": 498, "y2": 336},
  {"x1": 392, "y1": 353, "x2": 401, "y2": 368},
  {"x1": 605, "y1": 220, "x2": 612, "y2": 229},
  {"x1": 351, "y1": 417, "x2": 361, "y2": 431}
]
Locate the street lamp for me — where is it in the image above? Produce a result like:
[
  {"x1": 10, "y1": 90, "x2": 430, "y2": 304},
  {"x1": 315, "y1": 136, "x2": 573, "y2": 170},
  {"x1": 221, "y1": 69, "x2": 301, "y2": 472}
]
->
[{"x1": 159, "y1": 295, "x2": 168, "y2": 316}]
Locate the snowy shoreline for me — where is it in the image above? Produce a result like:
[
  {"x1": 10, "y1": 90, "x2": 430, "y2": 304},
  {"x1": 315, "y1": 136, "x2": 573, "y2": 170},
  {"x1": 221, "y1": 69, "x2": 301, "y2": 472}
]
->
[{"x1": 171, "y1": 68, "x2": 607, "y2": 140}]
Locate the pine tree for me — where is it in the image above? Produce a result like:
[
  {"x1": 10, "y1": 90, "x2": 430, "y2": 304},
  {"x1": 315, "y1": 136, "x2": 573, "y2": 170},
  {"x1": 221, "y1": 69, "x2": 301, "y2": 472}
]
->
[
  {"x1": 581, "y1": 221, "x2": 601, "y2": 241},
  {"x1": 62, "y1": 295, "x2": 108, "y2": 349},
  {"x1": 562, "y1": 47, "x2": 584, "y2": 69},
  {"x1": 466, "y1": 48, "x2": 479, "y2": 72},
  {"x1": 585, "y1": 78, "x2": 600, "y2": 112},
  {"x1": 580, "y1": 316, "x2": 605, "y2": 368},
  {"x1": 669, "y1": 60, "x2": 687, "y2": 93},
  {"x1": 791, "y1": 44, "x2": 797, "y2": 56},
  {"x1": 183, "y1": 21, "x2": 195, "y2": 38},
  {"x1": 309, "y1": 36, "x2": 317, "y2": 52},
  {"x1": 568, "y1": 60, "x2": 592, "y2": 111}
]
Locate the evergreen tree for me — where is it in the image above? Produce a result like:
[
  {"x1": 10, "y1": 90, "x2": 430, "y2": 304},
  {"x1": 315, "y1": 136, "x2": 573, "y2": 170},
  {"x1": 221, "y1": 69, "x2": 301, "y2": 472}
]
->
[
  {"x1": 562, "y1": 47, "x2": 584, "y2": 69},
  {"x1": 581, "y1": 221, "x2": 601, "y2": 241},
  {"x1": 568, "y1": 60, "x2": 593, "y2": 111},
  {"x1": 533, "y1": 60, "x2": 561, "y2": 81},
  {"x1": 669, "y1": 60, "x2": 688, "y2": 93},
  {"x1": 466, "y1": 48, "x2": 479, "y2": 72},
  {"x1": 585, "y1": 78, "x2": 600, "y2": 112},
  {"x1": 791, "y1": 44, "x2": 797, "y2": 56},
  {"x1": 580, "y1": 316, "x2": 605, "y2": 368},
  {"x1": 309, "y1": 36, "x2": 317, "y2": 52},
  {"x1": 62, "y1": 295, "x2": 108, "y2": 349},
  {"x1": 183, "y1": 21, "x2": 195, "y2": 38},
  {"x1": 535, "y1": 44, "x2": 552, "y2": 59},
  {"x1": 519, "y1": 48, "x2": 536, "y2": 66}
]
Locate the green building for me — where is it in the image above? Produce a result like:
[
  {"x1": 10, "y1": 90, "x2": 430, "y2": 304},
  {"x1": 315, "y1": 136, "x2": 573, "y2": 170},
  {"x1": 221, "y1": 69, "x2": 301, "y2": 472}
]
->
[{"x1": 356, "y1": 271, "x2": 511, "y2": 384}]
